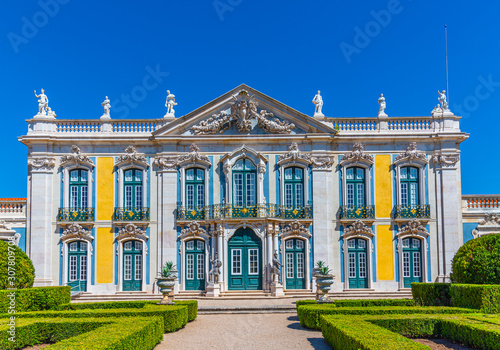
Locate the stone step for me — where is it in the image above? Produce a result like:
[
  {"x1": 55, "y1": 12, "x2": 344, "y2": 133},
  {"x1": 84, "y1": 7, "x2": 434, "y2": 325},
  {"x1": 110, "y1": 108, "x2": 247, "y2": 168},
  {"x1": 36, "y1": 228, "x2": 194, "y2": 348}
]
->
[{"x1": 198, "y1": 305, "x2": 296, "y2": 314}]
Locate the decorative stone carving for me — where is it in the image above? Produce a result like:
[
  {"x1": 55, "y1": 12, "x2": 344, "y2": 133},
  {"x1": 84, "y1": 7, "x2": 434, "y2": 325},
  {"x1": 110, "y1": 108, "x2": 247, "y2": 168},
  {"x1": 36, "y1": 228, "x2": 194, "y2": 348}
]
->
[
  {"x1": 179, "y1": 221, "x2": 209, "y2": 240},
  {"x1": 343, "y1": 220, "x2": 373, "y2": 238},
  {"x1": 432, "y1": 153, "x2": 460, "y2": 168},
  {"x1": 101, "y1": 96, "x2": 111, "y2": 120},
  {"x1": 28, "y1": 157, "x2": 56, "y2": 172},
  {"x1": 115, "y1": 146, "x2": 149, "y2": 168},
  {"x1": 0, "y1": 220, "x2": 12, "y2": 231},
  {"x1": 280, "y1": 220, "x2": 311, "y2": 238},
  {"x1": 395, "y1": 143, "x2": 427, "y2": 164},
  {"x1": 191, "y1": 90, "x2": 295, "y2": 135},
  {"x1": 165, "y1": 90, "x2": 177, "y2": 117},
  {"x1": 310, "y1": 155, "x2": 335, "y2": 169},
  {"x1": 340, "y1": 143, "x2": 374, "y2": 166},
  {"x1": 60, "y1": 145, "x2": 94, "y2": 167},
  {"x1": 0, "y1": 220, "x2": 19, "y2": 245},
  {"x1": 117, "y1": 223, "x2": 147, "y2": 239},
  {"x1": 472, "y1": 214, "x2": 500, "y2": 238},
  {"x1": 278, "y1": 143, "x2": 311, "y2": 165},
  {"x1": 258, "y1": 159, "x2": 266, "y2": 181},
  {"x1": 154, "y1": 156, "x2": 180, "y2": 171},
  {"x1": 177, "y1": 143, "x2": 211, "y2": 166},
  {"x1": 398, "y1": 219, "x2": 429, "y2": 237},
  {"x1": 61, "y1": 223, "x2": 94, "y2": 255},
  {"x1": 223, "y1": 160, "x2": 231, "y2": 176},
  {"x1": 438, "y1": 90, "x2": 449, "y2": 110}
]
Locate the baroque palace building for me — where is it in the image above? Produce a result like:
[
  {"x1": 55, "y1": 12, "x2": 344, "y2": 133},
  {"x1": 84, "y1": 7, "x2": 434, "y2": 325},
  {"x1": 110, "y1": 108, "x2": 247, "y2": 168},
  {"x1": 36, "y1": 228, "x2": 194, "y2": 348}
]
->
[{"x1": 11, "y1": 83, "x2": 498, "y2": 296}]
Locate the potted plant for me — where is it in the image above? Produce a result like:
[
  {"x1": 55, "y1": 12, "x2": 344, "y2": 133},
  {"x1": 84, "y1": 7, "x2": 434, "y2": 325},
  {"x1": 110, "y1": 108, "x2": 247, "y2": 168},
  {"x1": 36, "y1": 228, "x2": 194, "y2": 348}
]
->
[
  {"x1": 156, "y1": 261, "x2": 178, "y2": 305},
  {"x1": 314, "y1": 261, "x2": 335, "y2": 303}
]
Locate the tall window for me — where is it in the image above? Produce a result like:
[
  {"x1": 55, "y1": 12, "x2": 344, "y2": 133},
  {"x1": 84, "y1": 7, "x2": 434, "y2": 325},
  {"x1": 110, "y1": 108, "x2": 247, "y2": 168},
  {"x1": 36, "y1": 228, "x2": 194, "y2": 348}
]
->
[
  {"x1": 232, "y1": 159, "x2": 256, "y2": 207},
  {"x1": 186, "y1": 168, "x2": 205, "y2": 209},
  {"x1": 69, "y1": 169, "x2": 88, "y2": 209},
  {"x1": 346, "y1": 167, "x2": 365, "y2": 207},
  {"x1": 400, "y1": 166, "x2": 419, "y2": 206},
  {"x1": 124, "y1": 169, "x2": 143, "y2": 209},
  {"x1": 284, "y1": 167, "x2": 304, "y2": 209}
]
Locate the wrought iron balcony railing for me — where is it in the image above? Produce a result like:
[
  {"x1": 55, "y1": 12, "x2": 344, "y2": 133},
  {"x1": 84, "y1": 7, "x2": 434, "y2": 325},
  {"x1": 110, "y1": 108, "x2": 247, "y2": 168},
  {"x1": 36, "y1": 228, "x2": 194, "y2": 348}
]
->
[
  {"x1": 113, "y1": 207, "x2": 150, "y2": 221},
  {"x1": 393, "y1": 204, "x2": 430, "y2": 219},
  {"x1": 176, "y1": 203, "x2": 313, "y2": 220},
  {"x1": 57, "y1": 208, "x2": 95, "y2": 222},
  {"x1": 339, "y1": 205, "x2": 375, "y2": 219}
]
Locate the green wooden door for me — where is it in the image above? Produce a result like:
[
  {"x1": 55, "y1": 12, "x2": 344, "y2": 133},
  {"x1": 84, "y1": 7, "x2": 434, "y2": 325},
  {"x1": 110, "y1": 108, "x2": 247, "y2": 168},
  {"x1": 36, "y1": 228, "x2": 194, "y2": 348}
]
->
[
  {"x1": 228, "y1": 228, "x2": 262, "y2": 290},
  {"x1": 123, "y1": 240, "x2": 143, "y2": 291},
  {"x1": 68, "y1": 241, "x2": 87, "y2": 292},
  {"x1": 285, "y1": 238, "x2": 306, "y2": 289},
  {"x1": 347, "y1": 238, "x2": 368, "y2": 289},
  {"x1": 402, "y1": 238, "x2": 423, "y2": 288},
  {"x1": 185, "y1": 239, "x2": 206, "y2": 290}
]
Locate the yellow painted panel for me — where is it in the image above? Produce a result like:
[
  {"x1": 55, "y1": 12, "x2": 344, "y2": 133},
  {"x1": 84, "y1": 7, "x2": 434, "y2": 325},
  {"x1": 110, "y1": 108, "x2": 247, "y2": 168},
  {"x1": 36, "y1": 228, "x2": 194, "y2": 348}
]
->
[
  {"x1": 97, "y1": 157, "x2": 114, "y2": 220},
  {"x1": 96, "y1": 227, "x2": 113, "y2": 283},
  {"x1": 375, "y1": 155, "x2": 392, "y2": 218},
  {"x1": 377, "y1": 225, "x2": 394, "y2": 280}
]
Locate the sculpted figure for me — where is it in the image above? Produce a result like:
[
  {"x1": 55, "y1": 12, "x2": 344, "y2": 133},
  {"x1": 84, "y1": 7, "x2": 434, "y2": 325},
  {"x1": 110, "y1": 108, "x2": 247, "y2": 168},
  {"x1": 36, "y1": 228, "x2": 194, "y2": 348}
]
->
[
  {"x1": 209, "y1": 253, "x2": 222, "y2": 283},
  {"x1": 101, "y1": 96, "x2": 111, "y2": 115},
  {"x1": 272, "y1": 251, "x2": 283, "y2": 282},
  {"x1": 165, "y1": 90, "x2": 177, "y2": 116},
  {"x1": 378, "y1": 94, "x2": 386, "y2": 116},
  {"x1": 34, "y1": 89, "x2": 49, "y2": 115},
  {"x1": 312, "y1": 90, "x2": 324, "y2": 116},
  {"x1": 438, "y1": 90, "x2": 448, "y2": 110}
]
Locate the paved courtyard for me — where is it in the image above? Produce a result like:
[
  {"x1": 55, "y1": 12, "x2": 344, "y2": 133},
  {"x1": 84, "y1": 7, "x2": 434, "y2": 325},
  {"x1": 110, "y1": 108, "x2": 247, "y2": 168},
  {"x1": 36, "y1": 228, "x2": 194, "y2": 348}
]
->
[{"x1": 156, "y1": 313, "x2": 331, "y2": 350}]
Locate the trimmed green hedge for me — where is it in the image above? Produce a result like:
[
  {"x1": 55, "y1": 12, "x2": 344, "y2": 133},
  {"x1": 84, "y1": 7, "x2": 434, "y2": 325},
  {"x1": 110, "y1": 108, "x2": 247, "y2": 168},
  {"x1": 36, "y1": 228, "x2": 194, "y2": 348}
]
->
[
  {"x1": 321, "y1": 314, "x2": 500, "y2": 350},
  {"x1": 0, "y1": 287, "x2": 71, "y2": 313},
  {"x1": 0, "y1": 240, "x2": 35, "y2": 290},
  {"x1": 411, "y1": 282, "x2": 451, "y2": 306},
  {"x1": 450, "y1": 284, "x2": 500, "y2": 313},
  {"x1": 58, "y1": 299, "x2": 198, "y2": 322},
  {"x1": 451, "y1": 233, "x2": 500, "y2": 284},
  {"x1": 1, "y1": 305, "x2": 188, "y2": 333},
  {"x1": 295, "y1": 298, "x2": 413, "y2": 311},
  {"x1": 0, "y1": 316, "x2": 164, "y2": 350},
  {"x1": 298, "y1": 305, "x2": 475, "y2": 330}
]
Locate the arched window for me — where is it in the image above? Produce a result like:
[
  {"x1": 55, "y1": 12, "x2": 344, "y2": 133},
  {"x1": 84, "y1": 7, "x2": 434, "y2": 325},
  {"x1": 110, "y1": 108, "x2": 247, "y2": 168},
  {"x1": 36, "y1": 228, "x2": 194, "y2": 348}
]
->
[
  {"x1": 346, "y1": 167, "x2": 365, "y2": 207},
  {"x1": 232, "y1": 159, "x2": 256, "y2": 207},
  {"x1": 400, "y1": 166, "x2": 419, "y2": 206},
  {"x1": 284, "y1": 167, "x2": 304, "y2": 209},
  {"x1": 186, "y1": 168, "x2": 205, "y2": 209},
  {"x1": 124, "y1": 169, "x2": 143, "y2": 209},
  {"x1": 69, "y1": 169, "x2": 88, "y2": 209}
]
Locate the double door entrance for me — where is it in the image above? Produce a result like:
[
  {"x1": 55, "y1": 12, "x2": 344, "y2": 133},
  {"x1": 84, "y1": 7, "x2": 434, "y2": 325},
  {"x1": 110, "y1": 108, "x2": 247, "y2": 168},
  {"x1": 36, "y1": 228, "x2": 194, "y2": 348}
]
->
[
  {"x1": 228, "y1": 228, "x2": 262, "y2": 290},
  {"x1": 68, "y1": 241, "x2": 87, "y2": 292},
  {"x1": 285, "y1": 238, "x2": 306, "y2": 289},
  {"x1": 402, "y1": 238, "x2": 423, "y2": 288},
  {"x1": 347, "y1": 238, "x2": 368, "y2": 289},
  {"x1": 123, "y1": 240, "x2": 143, "y2": 291}
]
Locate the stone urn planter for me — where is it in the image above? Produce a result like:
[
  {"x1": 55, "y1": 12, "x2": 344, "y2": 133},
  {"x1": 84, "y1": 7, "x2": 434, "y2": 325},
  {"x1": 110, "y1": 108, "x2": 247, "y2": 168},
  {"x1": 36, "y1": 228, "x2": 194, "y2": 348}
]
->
[
  {"x1": 156, "y1": 262, "x2": 177, "y2": 305},
  {"x1": 316, "y1": 274, "x2": 335, "y2": 303}
]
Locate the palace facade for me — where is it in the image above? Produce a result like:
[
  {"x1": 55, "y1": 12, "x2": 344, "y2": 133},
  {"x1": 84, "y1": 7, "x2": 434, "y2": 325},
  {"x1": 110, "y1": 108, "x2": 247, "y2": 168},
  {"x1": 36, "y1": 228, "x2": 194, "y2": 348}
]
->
[{"x1": 14, "y1": 84, "x2": 493, "y2": 295}]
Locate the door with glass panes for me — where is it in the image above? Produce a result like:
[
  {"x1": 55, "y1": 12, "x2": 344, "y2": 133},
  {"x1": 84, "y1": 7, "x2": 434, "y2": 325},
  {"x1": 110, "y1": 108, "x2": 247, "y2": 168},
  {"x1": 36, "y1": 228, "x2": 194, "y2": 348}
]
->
[
  {"x1": 228, "y1": 228, "x2": 262, "y2": 290},
  {"x1": 400, "y1": 166, "x2": 419, "y2": 206},
  {"x1": 347, "y1": 238, "x2": 368, "y2": 289},
  {"x1": 124, "y1": 169, "x2": 143, "y2": 209},
  {"x1": 68, "y1": 241, "x2": 87, "y2": 292},
  {"x1": 284, "y1": 167, "x2": 304, "y2": 218},
  {"x1": 232, "y1": 159, "x2": 257, "y2": 217},
  {"x1": 285, "y1": 238, "x2": 306, "y2": 289},
  {"x1": 346, "y1": 167, "x2": 365, "y2": 209},
  {"x1": 185, "y1": 239, "x2": 206, "y2": 290},
  {"x1": 122, "y1": 240, "x2": 143, "y2": 291},
  {"x1": 69, "y1": 169, "x2": 88, "y2": 209},
  {"x1": 402, "y1": 238, "x2": 423, "y2": 288}
]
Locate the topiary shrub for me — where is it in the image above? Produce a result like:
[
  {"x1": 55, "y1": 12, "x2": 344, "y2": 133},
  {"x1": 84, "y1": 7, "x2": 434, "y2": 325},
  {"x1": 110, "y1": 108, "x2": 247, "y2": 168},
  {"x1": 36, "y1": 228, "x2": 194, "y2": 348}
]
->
[
  {"x1": 0, "y1": 240, "x2": 35, "y2": 289},
  {"x1": 451, "y1": 233, "x2": 500, "y2": 284}
]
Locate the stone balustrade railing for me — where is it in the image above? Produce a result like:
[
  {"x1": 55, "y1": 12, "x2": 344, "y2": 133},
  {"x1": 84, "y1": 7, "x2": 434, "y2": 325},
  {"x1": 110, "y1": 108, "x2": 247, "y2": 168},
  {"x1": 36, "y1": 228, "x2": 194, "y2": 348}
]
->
[
  {"x1": 462, "y1": 195, "x2": 500, "y2": 210},
  {"x1": 334, "y1": 117, "x2": 434, "y2": 133},
  {"x1": 0, "y1": 199, "x2": 26, "y2": 217},
  {"x1": 53, "y1": 119, "x2": 161, "y2": 134}
]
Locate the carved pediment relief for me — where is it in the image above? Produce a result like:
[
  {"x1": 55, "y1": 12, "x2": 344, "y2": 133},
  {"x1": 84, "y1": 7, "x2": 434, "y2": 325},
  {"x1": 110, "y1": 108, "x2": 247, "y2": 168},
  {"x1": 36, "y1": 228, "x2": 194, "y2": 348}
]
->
[
  {"x1": 60, "y1": 145, "x2": 94, "y2": 168},
  {"x1": 472, "y1": 214, "x2": 500, "y2": 238},
  {"x1": 340, "y1": 143, "x2": 374, "y2": 166},
  {"x1": 278, "y1": 143, "x2": 335, "y2": 169},
  {"x1": 154, "y1": 143, "x2": 211, "y2": 171},
  {"x1": 190, "y1": 90, "x2": 295, "y2": 135},
  {"x1": 28, "y1": 157, "x2": 56, "y2": 172},
  {"x1": 179, "y1": 221, "x2": 210, "y2": 240},
  {"x1": 342, "y1": 220, "x2": 374, "y2": 239},
  {"x1": 395, "y1": 143, "x2": 427, "y2": 165},
  {"x1": 115, "y1": 146, "x2": 149, "y2": 168},
  {"x1": 432, "y1": 152, "x2": 460, "y2": 168},
  {"x1": 397, "y1": 219, "x2": 429, "y2": 238},
  {"x1": 280, "y1": 220, "x2": 311, "y2": 239}
]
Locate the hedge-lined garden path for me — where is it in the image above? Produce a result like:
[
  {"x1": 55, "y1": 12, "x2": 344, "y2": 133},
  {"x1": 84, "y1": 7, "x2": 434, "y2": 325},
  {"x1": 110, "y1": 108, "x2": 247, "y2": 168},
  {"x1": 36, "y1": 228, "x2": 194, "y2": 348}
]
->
[{"x1": 156, "y1": 313, "x2": 331, "y2": 350}]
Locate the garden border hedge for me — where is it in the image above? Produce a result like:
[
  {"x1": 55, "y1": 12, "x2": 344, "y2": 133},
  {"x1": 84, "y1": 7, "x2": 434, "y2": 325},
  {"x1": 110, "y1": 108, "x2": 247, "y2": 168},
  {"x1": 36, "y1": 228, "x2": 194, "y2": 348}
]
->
[
  {"x1": 411, "y1": 282, "x2": 451, "y2": 306},
  {"x1": 295, "y1": 298, "x2": 414, "y2": 311},
  {"x1": 0, "y1": 316, "x2": 163, "y2": 350},
  {"x1": 298, "y1": 305, "x2": 475, "y2": 330},
  {"x1": 321, "y1": 314, "x2": 500, "y2": 350},
  {"x1": 0, "y1": 287, "x2": 71, "y2": 313}
]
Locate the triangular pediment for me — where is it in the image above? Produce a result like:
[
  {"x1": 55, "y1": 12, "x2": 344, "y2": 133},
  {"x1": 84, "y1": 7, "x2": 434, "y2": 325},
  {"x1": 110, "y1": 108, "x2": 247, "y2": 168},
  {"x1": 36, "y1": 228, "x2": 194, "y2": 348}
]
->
[{"x1": 152, "y1": 84, "x2": 337, "y2": 138}]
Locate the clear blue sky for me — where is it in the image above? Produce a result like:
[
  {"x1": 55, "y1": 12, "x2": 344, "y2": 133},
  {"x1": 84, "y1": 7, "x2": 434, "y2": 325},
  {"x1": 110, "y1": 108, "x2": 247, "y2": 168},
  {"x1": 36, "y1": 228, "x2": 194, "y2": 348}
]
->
[{"x1": 1, "y1": 0, "x2": 499, "y2": 197}]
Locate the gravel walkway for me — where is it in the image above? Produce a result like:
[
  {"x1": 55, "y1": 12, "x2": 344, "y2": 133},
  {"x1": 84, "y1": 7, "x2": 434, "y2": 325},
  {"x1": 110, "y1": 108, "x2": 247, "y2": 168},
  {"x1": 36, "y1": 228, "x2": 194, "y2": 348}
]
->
[{"x1": 155, "y1": 313, "x2": 331, "y2": 350}]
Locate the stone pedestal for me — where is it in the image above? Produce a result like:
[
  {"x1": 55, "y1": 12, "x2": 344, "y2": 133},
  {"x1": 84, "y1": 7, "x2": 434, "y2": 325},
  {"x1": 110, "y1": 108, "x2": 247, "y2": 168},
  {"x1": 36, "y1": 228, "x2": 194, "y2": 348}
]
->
[
  {"x1": 164, "y1": 112, "x2": 175, "y2": 120},
  {"x1": 206, "y1": 283, "x2": 221, "y2": 297},
  {"x1": 270, "y1": 282, "x2": 285, "y2": 297}
]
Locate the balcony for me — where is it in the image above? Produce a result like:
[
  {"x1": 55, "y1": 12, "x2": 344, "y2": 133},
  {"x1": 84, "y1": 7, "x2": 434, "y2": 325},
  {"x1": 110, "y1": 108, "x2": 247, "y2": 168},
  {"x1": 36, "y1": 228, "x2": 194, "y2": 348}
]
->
[
  {"x1": 113, "y1": 207, "x2": 150, "y2": 221},
  {"x1": 176, "y1": 203, "x2": 313, "y2": 221},
  {"x1": 339, "y1": 205, "x2": 375, "y2": 220},
  {"x1": 393, "y1": 205, "x2": 430, "y2": 219},
  {"x1": 57, "y1": 208, "x2": 94, "y2": 222}
]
